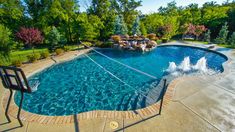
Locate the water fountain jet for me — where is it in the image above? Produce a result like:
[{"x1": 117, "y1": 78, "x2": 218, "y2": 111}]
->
[
  {"x1": 193, "y1": 57, "x2": 207, "y2": 72},
  {"x1": 179, "y1": 57, "x2": 191, "y2": 71},
  {"x1": 167, "y1": 62, "x2": 177, "y2": 72}
]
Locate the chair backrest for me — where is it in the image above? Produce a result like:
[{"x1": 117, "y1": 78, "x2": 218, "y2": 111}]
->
[{"x1": 0, "y1": 66, "x2": 32, "y2": 93}]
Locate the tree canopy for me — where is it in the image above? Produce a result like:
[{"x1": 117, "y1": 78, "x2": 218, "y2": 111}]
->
[{"x1": 0, "y1": 0, "x2": 235, "y2": 46}]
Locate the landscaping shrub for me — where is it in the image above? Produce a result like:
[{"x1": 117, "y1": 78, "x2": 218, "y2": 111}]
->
[
  {"x1": 47, "y1": 26, "x2": 61, "y2": 49},
  {"x1": 229, "y1": 32, "x2": 235, "y2": 47},
  {"x1": 98, "y1": 41, "x2": 114, "y2": 48},
  {"x1": 55, "y1": 48, "x2": 64, "y2": 55},
  {"x1": 95, "y1": 41, "x2": 104, "y2": 47},
  {"x1": 12, "y1": 60, "x2": 22, "y2": 67},
  {"x1": 27, "y1": 53, "x2": 41, "y2": 63},
  {"x1": 41, "y1": 51, "x2": 50, "y2": 59},
  {"x1": 63, "y1": 46, "x2": 70, "y2": 52},
  {"x1": 215, "y1": 22, "x2": 229, "y2": 44},
  {"x1": 82, "y1": 42, "x2": 93, "y2": 47},
  {"x1": 111, "y1": 35, "x2": 121, "y2": 43},
  {"x1": 147, "y1": 33, "x2": 156, "y2": 40},
  {"x1": 204, "y1": 30, "x2": 211, "y2": 43},
  {"x1": 162, "y1": 38, "x2": 168, "y2": 43},
  {"x1": 34, "y1": 53, "x2": 41, "y2": 60}
]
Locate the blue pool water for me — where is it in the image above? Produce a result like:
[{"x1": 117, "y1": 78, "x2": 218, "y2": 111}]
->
[{"x1": 15, "y1": 45, "x2": 227, "y2": 116}]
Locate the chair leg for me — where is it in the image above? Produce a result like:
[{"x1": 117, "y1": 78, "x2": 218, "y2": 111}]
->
[
  {"x1": 5, "y1": 89, "x2": 13, "y2": 123},
  {"x1": 17, "y1": 92, "x2": 24, "y2": 127}
]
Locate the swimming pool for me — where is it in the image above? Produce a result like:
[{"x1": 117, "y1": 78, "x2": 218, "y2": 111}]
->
[{"x1": 14, "y1": 45, "x2": 227, "y2": 116}]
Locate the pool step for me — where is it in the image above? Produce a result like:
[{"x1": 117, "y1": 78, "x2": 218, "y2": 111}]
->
[{"x1": 145, "y1": 78, "x2": 169, "y2": 106}]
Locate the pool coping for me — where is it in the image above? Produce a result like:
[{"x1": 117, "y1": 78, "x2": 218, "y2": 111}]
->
[{"x1": 1, "y1": 44, "x2": 231, "y2": 125}]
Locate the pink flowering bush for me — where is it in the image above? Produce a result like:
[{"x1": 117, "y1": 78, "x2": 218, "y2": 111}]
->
[
  {"x1": 182, "y1": 23, "x2": 207, "y2": 40},
  {"x1": 16, "y1": 27, "x2": 43, "y2": 47},
  {"x1": 195, "y1": 25, "x2": 207, "y2": 39},
  {"x1": 186, "y1": 23, "x2": 196, "y2": 35}
]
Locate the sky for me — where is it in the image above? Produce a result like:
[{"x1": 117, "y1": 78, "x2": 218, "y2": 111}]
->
[{"x1": 79, "y1": 0, "x2": 226, "y2": 14}]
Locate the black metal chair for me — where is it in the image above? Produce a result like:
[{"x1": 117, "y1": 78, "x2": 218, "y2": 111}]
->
[{"x1": 0, "y1": 66, "x2": 32, "y2": 127}]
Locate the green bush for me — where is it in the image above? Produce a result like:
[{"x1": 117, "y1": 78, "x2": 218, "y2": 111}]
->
[
  {"x1": 55, "y1": 48, "x2": 64, "y2": 55},
  {"x1": 41, "y1": 51, "x2": 50, "y2": 59},
  {"x1": 82, "y1": 42, "x2": 93, "y2": 47},
  {"x1": 94, "y1": 41, "x2": 103, "y2": 47},
  {"x1": 27, "y1": 53, "x2": 41, "y2": 63},
  {"x1": 162, "y1": 38, "x2": 168, "y2": 43},
  {"x1": 229, "y1": 32, "x2": 235, "y2": 45},
  {"x1": 215, "y1": 22, "x2": 229, "y2": 44},
  {"x1": 47, "y1": 26, "x2": 61, "y2": 49},
  {"x1": 12, "y1": 60, "x2": 22, "y2": 67},
  {"x1": 34, "y1": 53, "x2": 41, "y2": 60},
  {"x1": 98, "y1": 41, "x2": 114, "y2": 48},
  {"x1": 63, "y1": 46, "x2": 70, "y2": 52}
]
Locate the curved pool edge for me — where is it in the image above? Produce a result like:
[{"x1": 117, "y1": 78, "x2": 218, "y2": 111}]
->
[{"x1": 1, "y1": 44, "x2": 231, "y2": 125}]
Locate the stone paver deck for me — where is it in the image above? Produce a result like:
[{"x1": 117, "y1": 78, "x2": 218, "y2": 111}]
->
[{"x1": 1, "y1": 42, "x2": 235, "y2": 132}]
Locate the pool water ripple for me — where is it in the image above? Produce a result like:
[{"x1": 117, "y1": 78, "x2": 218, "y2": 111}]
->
[{"x1": 14, "y1": 45, "x2": 227, "y2": 116}]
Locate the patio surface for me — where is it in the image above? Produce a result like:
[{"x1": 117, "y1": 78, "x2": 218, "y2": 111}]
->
[{"x1": 1, "y1": 42, "x2": 235, "y2": 132}]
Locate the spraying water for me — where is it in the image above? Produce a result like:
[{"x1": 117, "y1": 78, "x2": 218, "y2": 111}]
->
[
  {"x1": 193, "y1": 57, "x2": 207, "y2": 72},
  {"x1": 179, "y1": 57, "x2": 191, "y2": 71},
  {"x1": 167, "y1": 62, "x2": 177, "y2": 72},
  {"x1": 166, "y1": 56, "x2": 213, "y2": 75}
]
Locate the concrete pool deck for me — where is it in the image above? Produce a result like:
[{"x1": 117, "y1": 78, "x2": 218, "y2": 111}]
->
[{"x1": 1, "y1": 42, "x2": 235, "y2": 132}]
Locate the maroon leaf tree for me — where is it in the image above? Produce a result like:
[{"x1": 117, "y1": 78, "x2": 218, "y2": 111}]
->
[{"x1": 16, "y1": 27, "x2": 43, "y2": 49}]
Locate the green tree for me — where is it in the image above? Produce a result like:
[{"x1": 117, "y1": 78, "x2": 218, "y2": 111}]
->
[
  {"x1": 24, "y1": 0, "x2": 79, "y2": 43},
  {"x1": 47, "y1": 26, "x2": 61, "y2": 49},
  {"x1": 142, "y1": 13, "x2": 164, "y2": 34},
  {"x1": 140, "y1": 22, "x2": 147, "y2": 36},
  {"x1": 88, "y1": 0, "x2": 116, "y2": 40},
  {"x1": 158, "y1": 1, "x2": 179, "y2": 16},
  {"x1": 215, "y1": 22, "x2": 229, "y2": 44},
  {"x1": 60, "y1": 0, "x2": 79, "y2": 43},
  {"x1": 111, "y1": 0, "x2": 142, "y2": 32},
  {"x1": 179, "y1": 4, "x2": 201, "y2": 25},
  {"x1": 0, "y1": 0, "x2": 24, "y2": 30},
  {"x1": 229, "y1": 32, "x2": 235, "y2": 47},
  {"x1": 0, "y1": 24, "x2": 12, "y2": 60},
  {"x1": 204, "y1": 30, "x2": 211, "y2": 43},
  {"x1": 114, "y1": 15, "x2": 128, "y2": 35},
  {"x1": 201, "y1": 3, "x2": 230, "y2": 38},
  {"x1": 228, "y1": 7, "x2": 235, "y2": 33},
  {"x1": 132, "y1": 16, "x2": 141, "y2": 35},
  {"x1": 76, "y1": 13, "x2": 103, "y2": 41},
  {"x1": 23, "y1": 0, "x2": 50, "y2": 29}
]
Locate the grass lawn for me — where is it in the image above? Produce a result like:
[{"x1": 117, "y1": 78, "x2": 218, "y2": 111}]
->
[
  {"x1": 183, "y1": 40, "x2": 209, "y2": 44},
  {"x1": 0, "y1": 45, "x2": 82, "y2": 66},
  {"x1": 0, "y1": 48, "x2": 48, "y2": 66},
  {"x1": 217, "y1": 44, "x2": 235, "y2": 49},
  {"x1": 181, "y1": 40, "x2": 235, "y2": 49}
]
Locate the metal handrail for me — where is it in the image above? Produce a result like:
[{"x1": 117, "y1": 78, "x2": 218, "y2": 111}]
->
[{"x1": 0, "y1": 66, "x2": 33, "y2": 127}]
